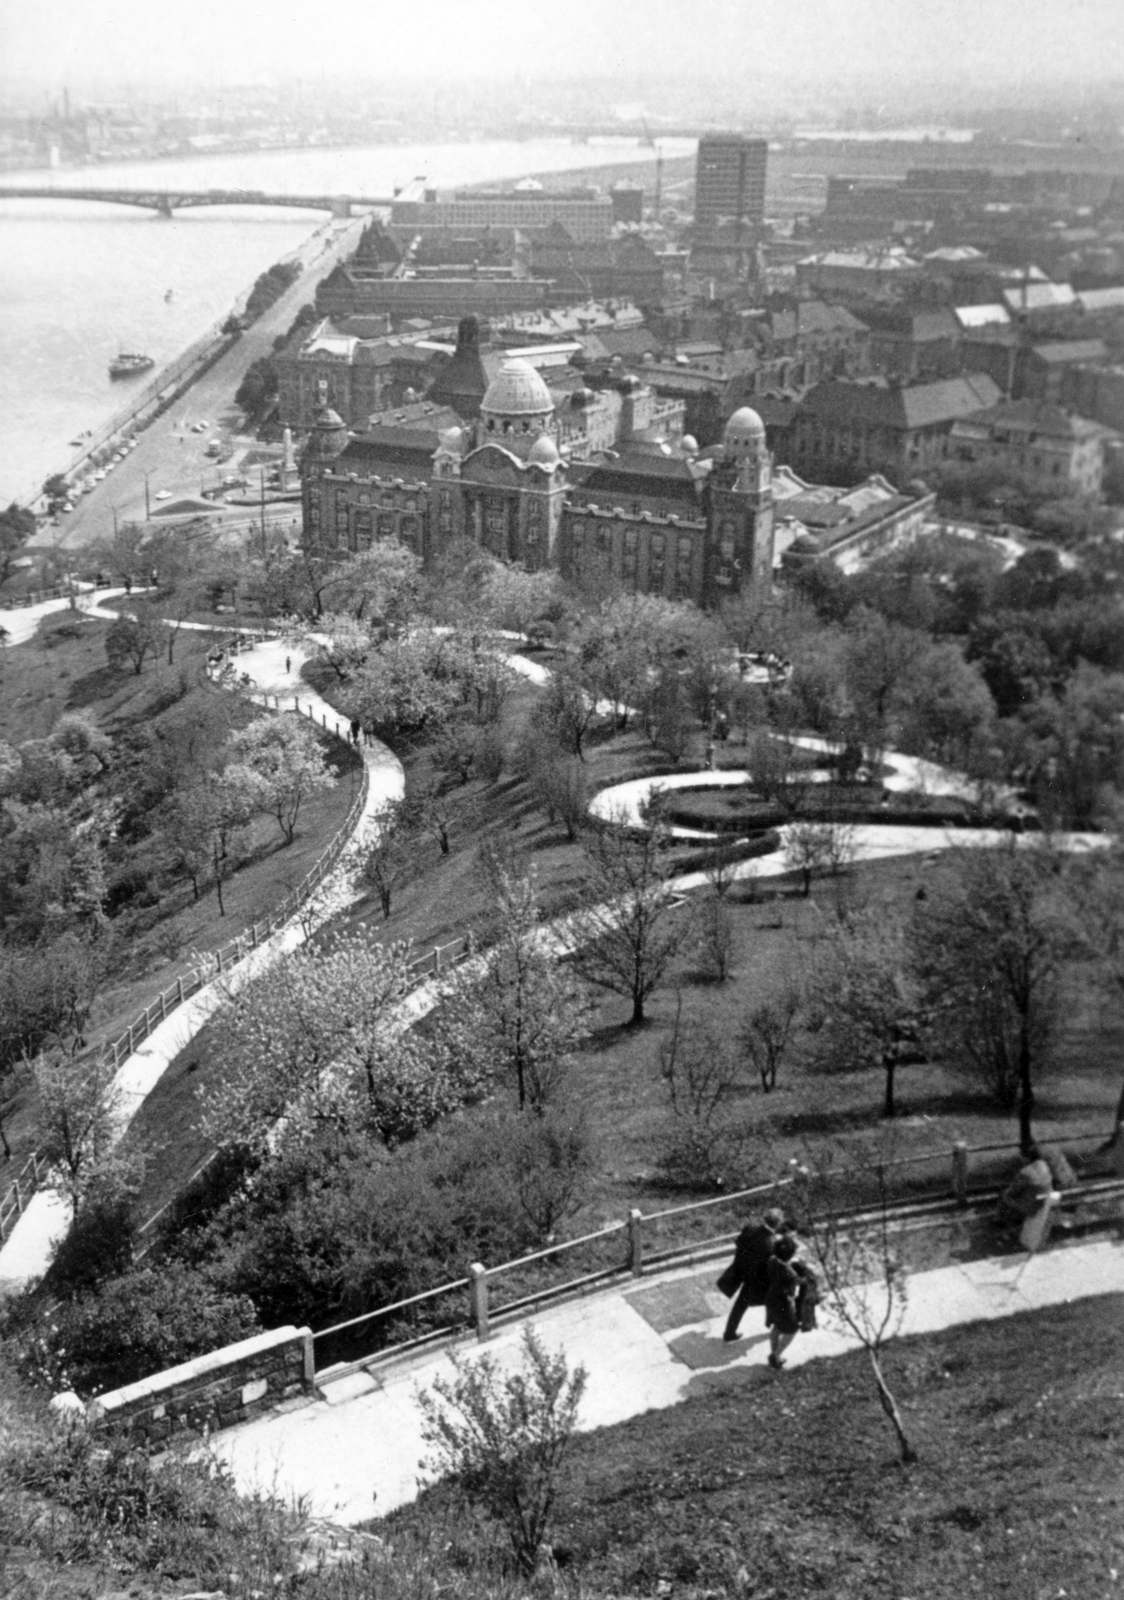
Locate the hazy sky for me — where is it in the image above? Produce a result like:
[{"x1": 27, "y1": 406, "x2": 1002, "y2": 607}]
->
[{"x1": 3, "y1": 0, "x2": 1124, "y2": 92}]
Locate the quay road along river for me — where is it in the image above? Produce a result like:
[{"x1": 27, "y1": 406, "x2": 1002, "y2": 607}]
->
[{"x1": 39, "y1": 213, "x2": 364, "y2": 553}]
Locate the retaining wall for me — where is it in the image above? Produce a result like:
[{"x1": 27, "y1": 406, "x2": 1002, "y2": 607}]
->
[{"x1": 88, "y1": 1325, "x2": 314, "y2": 1442}]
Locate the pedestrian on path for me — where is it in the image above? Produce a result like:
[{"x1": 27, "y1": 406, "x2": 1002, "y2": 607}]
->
[
  {"x1": 719, "y1": 1207, "x2": 784, "y2": 1342},
  {"x1": 350, "y1": 718, "x2": 361, "y2": 747},
  {"x1": 765, "y1": 1234, "x2": 803, "y2": 1368},
  {"x1": 285, "y1": 655, "x2": 291, "y2": 675}
]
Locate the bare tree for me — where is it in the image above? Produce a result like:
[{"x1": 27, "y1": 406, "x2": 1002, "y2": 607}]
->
[
  {"x1": 567, "y1": 812, "x2": 696, "y2": 1024},
  {"x1": 658, "y1": 993, "x2": 754, "y2": 1187},
  {"x1": 697, "y1": 893, "x2": 735, "y2": 983},
  {"x1": 793, "y1": 1144, "x2": 916, "y2": 1465},
  {"x1": 808, "y1": 908, "x2": 919, "y2": 1119},
  {"x1": 410, "y1": 771, "x2": 454, "y2": 856},
  {"x1": 910, "y1": 839, "x2": 1072, "y2": 1150},
  {"x1": 785, "y1": 819, "x2": 854, "y2": 896},
  {"x1": 440, "y1": 864, "x2": 587, "y2": 1111},
  {"x1": 741, "y1": 983, "x2": 803, "y2": 1093}
]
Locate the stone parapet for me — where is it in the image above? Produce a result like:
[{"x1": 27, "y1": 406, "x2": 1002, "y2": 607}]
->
[{"x1": 87, "y1": 1325, "x2": 314, "y2": 1443}]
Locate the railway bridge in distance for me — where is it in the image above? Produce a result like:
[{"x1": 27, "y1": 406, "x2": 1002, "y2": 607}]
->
[{"x1": 0, "y1": 187, "x2": 395, "y2": 218}]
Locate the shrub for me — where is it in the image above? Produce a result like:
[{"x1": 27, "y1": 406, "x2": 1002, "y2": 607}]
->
[
  {"x1": 14, "y1": 1265, "x2": 259, "y2": 1398},
  {"x1": 4, "y1": 1421, "x2": 294, "y2": 1580},
  {"x1": 417, "y1": 1325, "x2": 587, "y2": 1575}
]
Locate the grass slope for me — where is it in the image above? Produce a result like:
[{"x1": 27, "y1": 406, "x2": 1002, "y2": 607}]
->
[
  {"x1": 0, "y1": 612, "x2": 361, "y2": 1179},
  {"x1": 385, "y1": 1293, "x2": 1124, "y2": 1600}
]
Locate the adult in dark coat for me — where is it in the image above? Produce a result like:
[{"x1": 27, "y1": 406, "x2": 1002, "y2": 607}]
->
[{"x1": 720, "y1": 1207, "x2": 784, "y2": 1341}]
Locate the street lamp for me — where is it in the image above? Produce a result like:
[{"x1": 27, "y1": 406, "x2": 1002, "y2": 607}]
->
[{"x1": 143, "y1": 472, "x2": 152, "y2": 521}]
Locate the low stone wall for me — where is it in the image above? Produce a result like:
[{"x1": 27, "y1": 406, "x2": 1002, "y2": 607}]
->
[{"x1": 88, "y1": 1325, "x2": 314, "y2": 1443}]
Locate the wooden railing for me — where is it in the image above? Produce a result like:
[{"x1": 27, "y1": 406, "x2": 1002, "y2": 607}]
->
[
  {"x1": 0, "y1": 693, "x2": 369, "y2": 1242},
  {"x1": 0, "y1": 581, "x2": 80, "y2": 611},
  {"x1": 0, "y1": 1152, "x2": 47, "y2": 1244},
  {"x1": 131, "y1": 932, "x2": 474, "y2": 1257},
  {"x1": 310, "y1": 1127, "x2": 1118, "y2": 1381}
]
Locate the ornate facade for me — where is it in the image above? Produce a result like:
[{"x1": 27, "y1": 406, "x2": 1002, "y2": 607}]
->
[{"x1": 301, "y1": 360, "x2": 776, "y2": 610}]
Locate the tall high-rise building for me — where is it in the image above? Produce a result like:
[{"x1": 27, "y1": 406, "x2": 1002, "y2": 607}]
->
[{"x1": 694, "y1": 134, "x2": 768, "y2": 235}]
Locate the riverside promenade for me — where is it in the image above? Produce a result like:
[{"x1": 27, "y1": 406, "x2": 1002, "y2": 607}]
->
[
  {"x1": 214, "y1": 1234, "x2": 1124, "y2": 1527},
  {"x1": 0, "y1": 634, "x2": 403, "y2": 1293}
]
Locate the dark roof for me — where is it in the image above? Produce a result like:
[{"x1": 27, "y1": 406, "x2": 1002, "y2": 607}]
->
[
  {"x1": 597, "y1": 326, "x2": 661, "y2": 359},
  {"x1": 957, "y1": 399, "x2": 1109, "y2": 440},
  {"x1": 570, "y1": 451, "x2": 702, "y2": 509},
  {"x1": 428, "y1": 316, "x2": 491, "y2": 418},
  {"x1": 797, "y1": 374, "x2": 1001, "y2": 430},
  {"x1": 337, "y1": 430, "x2": 440, "y2": 470},
  {"x1": 796, "y1": 300, "x2": 869, "y2": 336},
  {"x1": 754, "y1": 394, "x2": 799, "y2": 426},
  {"x1": 863, "y1": 306, "x2": 960, "y2": 342}
]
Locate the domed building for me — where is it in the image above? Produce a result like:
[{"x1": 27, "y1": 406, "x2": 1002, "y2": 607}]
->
[
  {"x1": 301, "y1": 359, "x2": 778, "y2": 606},
  {"x1": 480, "y1": 359, "x2": 555, "y2": 454}
]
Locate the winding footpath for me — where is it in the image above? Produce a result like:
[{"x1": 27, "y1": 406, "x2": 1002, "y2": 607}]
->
[
  {"x1": 0, "y1": 618, "x2": 403, "y2": 1292},
  {"x1": 3, "y1": 595, "x2": 1123, "y2": 1523}
]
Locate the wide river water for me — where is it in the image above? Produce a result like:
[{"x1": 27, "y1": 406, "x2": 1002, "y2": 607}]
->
[{"x1": 0, "y1": 138, "x2": 692, "y2": 505}]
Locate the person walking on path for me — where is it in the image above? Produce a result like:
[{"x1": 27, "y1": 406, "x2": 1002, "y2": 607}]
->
[
  {"x1": 719, "y1": 1207, "x2": 784, "y2": 1342},
  {"x1": 765, "y1": 1234, "x2": 803, "y2": 1368},
  {"x1": 285, "y1": 654, "x2": 292, "y2": 676},
  {"x1": 350, "y1": 718, "x2": 361, "y2": 747}
]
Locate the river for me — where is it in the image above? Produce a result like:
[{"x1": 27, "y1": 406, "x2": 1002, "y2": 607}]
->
[{"x1": 0, "y1": 137, "x2": 693, "y2": 506}]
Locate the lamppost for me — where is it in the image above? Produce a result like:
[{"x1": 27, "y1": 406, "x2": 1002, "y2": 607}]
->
[{"x1": 143, "y1": 472, "x2": 152, "y2": 521}]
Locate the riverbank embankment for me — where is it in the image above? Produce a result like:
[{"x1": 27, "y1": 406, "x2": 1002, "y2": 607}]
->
[
  {"x1": 20, "y1": 211, "x2": 361, "y2": 519},
  {"x1": 37, "y1": 214, "x2": 366, "y2": 549}
]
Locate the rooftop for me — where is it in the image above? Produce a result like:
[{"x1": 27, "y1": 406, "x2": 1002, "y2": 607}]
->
[
  {"x1": 1031, "y1": 338, "x2": 1109, "y2": 365},
  {"x1": 797, "y1": 374, "x2": 1001, "y2": 430}
]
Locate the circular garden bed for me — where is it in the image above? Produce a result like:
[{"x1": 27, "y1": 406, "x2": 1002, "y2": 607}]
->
[{"x1": 664, "y1": 782, "x2": 985, "y2": 836}]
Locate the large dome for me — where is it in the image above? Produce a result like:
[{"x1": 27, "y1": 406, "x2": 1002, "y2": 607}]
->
[{"x1": 482, "y1": 358, "x2": 554, "y2": 419}]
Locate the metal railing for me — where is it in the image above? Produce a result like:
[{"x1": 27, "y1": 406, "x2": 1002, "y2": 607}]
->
[
  {"x1": 309, "y1": 1126, "x2": 1118, "y2": 1382},
  {"x1": 0, "y1": 693, "x2": 370, "y2": 1238}
]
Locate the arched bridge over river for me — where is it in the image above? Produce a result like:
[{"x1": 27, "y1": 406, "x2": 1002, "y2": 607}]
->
[{"x1": 0, "y1": 186, "x2": 394, "y2": 218}]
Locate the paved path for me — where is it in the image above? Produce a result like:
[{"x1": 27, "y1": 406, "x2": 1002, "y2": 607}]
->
[
  {"x1": 589, "y1": 764, "x2": 1105, "y2": 872},
  {"x1": 0, "y1": 639, "x2": 402, "y2": 1292},
  {"x1": 214, "y1": 1234, "x2": 1124, "y2": 1527},
  {"x1": 39, "y1": 215, "x2": 364, "y2": 550}
]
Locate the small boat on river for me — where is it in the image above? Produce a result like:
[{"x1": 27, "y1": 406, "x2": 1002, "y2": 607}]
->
[{"x1": 109, "y1": 351, "x2": 155, "y2": 380}]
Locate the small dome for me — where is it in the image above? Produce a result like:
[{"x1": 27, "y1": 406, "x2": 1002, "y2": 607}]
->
[
  {"x1": 438, "y1": 424, "x2": 466, "y2": 453},
  {"x1": 481, "y1": 357, "x2": 554, "y2": 419},
  {"x1": 528, "y1": 434, "x2": 561, "y2": 468},
  {"x1": 724, "y1": 405, "x2": 766, "y2": 442},
  {"x1": 681, "y1": 434, "x2": 699, "y2": 455},
  {"x1": 789, "y1": 533, "x2": 819, "y2": 554},
  {"x1": 304, "y1": 403, "x2": 348, "y2": 459}
]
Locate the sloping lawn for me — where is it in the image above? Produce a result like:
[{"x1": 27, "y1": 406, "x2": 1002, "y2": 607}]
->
[{"x1": 384, "y1": 1293, "x2": 1124, "y2": 1600}]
